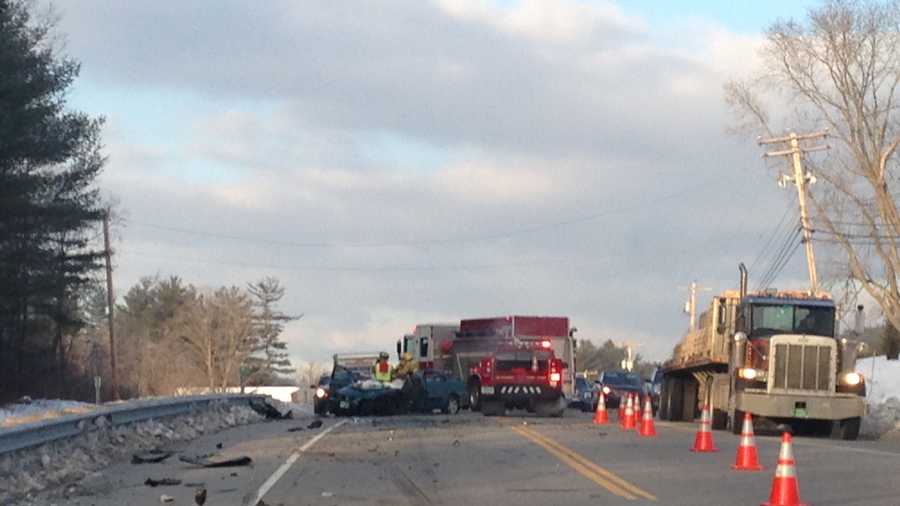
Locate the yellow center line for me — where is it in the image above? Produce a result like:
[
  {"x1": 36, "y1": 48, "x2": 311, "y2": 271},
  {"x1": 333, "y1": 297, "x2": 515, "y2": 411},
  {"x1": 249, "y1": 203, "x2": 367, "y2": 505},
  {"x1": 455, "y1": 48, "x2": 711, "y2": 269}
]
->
[
  {"x1": 510, "y1": 426, "x2": 638, "y2": 501},
  {"x1": 518, "y1": 425, "x2": 657, "y2": 502},
  {"x1": 509, "y1": 424, "x2": 657, "y2": 502}
]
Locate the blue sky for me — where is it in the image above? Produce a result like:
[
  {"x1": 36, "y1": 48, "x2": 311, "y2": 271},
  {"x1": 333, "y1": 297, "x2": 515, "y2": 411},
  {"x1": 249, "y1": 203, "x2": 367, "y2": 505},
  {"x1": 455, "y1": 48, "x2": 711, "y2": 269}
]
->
[{"x1": 615, "y1": 0, "x2": 817, "y2": 33}]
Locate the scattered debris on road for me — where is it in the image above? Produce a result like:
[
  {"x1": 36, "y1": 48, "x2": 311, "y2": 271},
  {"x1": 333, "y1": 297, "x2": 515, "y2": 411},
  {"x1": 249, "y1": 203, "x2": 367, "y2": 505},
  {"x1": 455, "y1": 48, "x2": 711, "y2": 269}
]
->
[
  {"x1": 452, "y1": 439, "x2": 461, "y2": 447},
  {"x1": 307, "y1": 419, "x2": 323, "y2": 429},
  {"x1": 1, "y1": 402, "x2": 263, "y2": 505},
  {"x1": 194, "y1": 486, "x2": 207, "y2": 505},
  {"x1": 249, "y1": 398, "x2": 293, "y2": 420},
  {"x1": 215, "y1": 442, "x2": 223, "y2": 449},
  {"x1": 132, "y1": 450, "x2": 174, "y2": 464},
  {"x1": 287, "y1": 426, "x2": 305, "y2": 432},
  {"x1": 145, "y1": 477, "x2": 182, "y2": 487},
  {"x1": 160, "y1": 494, "x2": 175, "y2": 503},
  {"x1": 179, "y1": 454, "x2": 253, "y2": 468}
]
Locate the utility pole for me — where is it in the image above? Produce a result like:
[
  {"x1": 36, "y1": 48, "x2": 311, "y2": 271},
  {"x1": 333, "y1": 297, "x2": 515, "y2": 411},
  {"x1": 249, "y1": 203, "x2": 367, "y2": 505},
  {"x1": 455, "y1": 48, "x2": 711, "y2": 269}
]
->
[
  {"x1": 102, "y1": 209, "x2": 120, "y2": 401},
  {"x1": 681, "y1": 281, "x2": 710, "y2": 332},
  {"x1": 759, "y1": 131, "x2": 829, "y2": 295}
]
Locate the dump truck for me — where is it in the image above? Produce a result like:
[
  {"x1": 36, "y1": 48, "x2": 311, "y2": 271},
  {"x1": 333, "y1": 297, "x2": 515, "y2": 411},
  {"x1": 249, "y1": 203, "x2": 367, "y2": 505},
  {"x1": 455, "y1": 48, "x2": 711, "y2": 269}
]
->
[{"x1": 658, "y1": 265, "x2": 867, "y2": 439}]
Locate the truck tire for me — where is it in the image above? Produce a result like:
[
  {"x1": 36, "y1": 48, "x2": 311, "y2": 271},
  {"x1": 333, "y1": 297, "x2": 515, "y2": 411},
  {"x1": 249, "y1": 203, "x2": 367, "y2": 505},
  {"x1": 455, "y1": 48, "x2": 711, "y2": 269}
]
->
[
  {"x1": 731, "y1": 410, "x2": 744, "y2": 435},
  {"x1": 536, "y1": 399, "x2": 565, "y2": 418},
  {"x1": 666, "y1": 377, "x2": 685, "y2": 421},
  {"x1": 468, "y1": 380, "x2": 482, "y2": 412},
  {"x1": 711, "y1": 409, "x2": 728, "y2": 430},
  {"x1": 839, "y1": 417, "x2": 861, "y2": 440},
  {"x1": 482, "y1": 399, "x2": 505, "y2": 416}
]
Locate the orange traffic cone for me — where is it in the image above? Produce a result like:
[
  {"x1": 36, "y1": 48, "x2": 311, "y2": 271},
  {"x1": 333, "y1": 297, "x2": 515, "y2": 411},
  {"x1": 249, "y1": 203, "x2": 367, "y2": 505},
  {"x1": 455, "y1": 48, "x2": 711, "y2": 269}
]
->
[
  {"x1": 637, "y1": 395, "x2": 656, "y2": 437},
  {"x1": 733, "y1": 412, "x2": 763, "y2": 471},
  {"x1": 690, "y1": 404, "x2": 719, "y2": 452},
  {"x1": 620, "y1": 393, "x2": 636, "y2": 430},
  {"x1": 593, "y1": 392, "x2": 609, "y2": 425},
  {"x1": 762, "y1": 432, "x2": 807, "y2": 506}
]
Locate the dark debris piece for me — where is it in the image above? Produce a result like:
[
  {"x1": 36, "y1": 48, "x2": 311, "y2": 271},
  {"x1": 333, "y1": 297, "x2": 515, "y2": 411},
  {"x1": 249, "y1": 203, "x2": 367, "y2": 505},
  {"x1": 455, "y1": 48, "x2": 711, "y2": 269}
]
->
[
  {"x1": 179, "y1": 455, "x2": 253, "y2": 468},
  {"x1": 132, "y1": 450, "x2": 174, "y2": 464},
  {"x1": 307, "y1": 419, "x2": 323, "y2": 429},
  {"x1": 145, "y1": 478, "x2": 182, "y2": 487}
]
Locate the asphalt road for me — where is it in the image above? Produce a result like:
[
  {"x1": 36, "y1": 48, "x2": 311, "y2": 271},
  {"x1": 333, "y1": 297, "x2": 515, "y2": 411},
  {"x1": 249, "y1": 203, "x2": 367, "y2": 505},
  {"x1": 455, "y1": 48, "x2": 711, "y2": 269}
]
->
[{"x1": 47, "y1": 409, "x2": 900, "y2": 506}]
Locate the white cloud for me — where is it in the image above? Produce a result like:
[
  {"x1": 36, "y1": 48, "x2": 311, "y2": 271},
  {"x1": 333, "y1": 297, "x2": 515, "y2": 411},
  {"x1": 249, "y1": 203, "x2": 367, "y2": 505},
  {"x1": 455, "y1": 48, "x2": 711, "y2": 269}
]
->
[{"x1": 55, "y1": 0, "x2": 810, "y2": 366}]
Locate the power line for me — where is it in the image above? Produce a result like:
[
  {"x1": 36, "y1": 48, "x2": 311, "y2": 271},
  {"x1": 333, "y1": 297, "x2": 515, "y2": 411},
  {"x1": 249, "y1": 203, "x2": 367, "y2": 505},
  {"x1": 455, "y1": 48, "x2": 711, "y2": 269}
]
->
[
  {"x1": 129, "y1": 175, "x2": 721, "y2": 249},
  {"x1": 748, "y1": 199, "x2": 797, "y2": 275},
  {"x1": 122, "y1": 250, "x2": 595, "y2": 274},
  {"x1": 753, "y1": 217, "x2": 799, "y2": 288},
  {"x1": 755, "y1": 227, "x2": 802, "y2": 292}
]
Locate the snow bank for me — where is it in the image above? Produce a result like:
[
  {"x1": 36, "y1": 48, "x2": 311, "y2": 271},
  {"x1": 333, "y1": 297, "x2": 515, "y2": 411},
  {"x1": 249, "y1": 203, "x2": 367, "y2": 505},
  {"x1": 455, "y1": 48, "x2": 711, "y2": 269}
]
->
[
  {"x1": 0, "y1": 399, "x2": 96, "y2": 429},
  {"x1": 0, "y1": 401, "x2": 264, "y2": 504},
  {"x1": 856, "y1": 356, "x2": 900, "y2": 439}
]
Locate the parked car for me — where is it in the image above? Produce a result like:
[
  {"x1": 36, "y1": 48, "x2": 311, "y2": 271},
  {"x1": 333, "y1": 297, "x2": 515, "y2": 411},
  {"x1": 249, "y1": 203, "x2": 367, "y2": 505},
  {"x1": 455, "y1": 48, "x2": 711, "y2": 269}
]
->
[
  {"x1": 331, "y1": 370, "x2": 469, "y2": 416},
  {"x1": 313, "y1": 374, "x2": 331, "y2": 415},
  {"x1": 590, "y1": 370, "x2": 644, "y2": 409},
  {"x1": 571, "y1": 376, "x2": 595, "y2": 412}
]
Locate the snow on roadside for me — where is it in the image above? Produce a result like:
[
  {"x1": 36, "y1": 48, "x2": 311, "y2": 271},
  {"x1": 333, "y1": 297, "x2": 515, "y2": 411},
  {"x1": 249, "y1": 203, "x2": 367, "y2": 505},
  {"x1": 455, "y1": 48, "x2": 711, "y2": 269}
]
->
[
  {"x1": 856, "y1": 356, "x2": 900, "y2": 439},
  {"x1": 0, "y1": 399, "x2": 96, "y2": 429},
  {"x1": 0, "y1": 401, "x2": 265, "y2": 504}
]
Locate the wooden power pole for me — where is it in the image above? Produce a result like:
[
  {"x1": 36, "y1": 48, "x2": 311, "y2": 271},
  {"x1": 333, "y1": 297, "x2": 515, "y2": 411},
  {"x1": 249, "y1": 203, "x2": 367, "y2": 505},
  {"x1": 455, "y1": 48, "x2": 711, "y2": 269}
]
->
[
  {"x1": 759, "y1": 131, "x2": 829, "y2": 295},
  {"x1": 102, "y1": 209, "x2": 120, "y2": 400}
]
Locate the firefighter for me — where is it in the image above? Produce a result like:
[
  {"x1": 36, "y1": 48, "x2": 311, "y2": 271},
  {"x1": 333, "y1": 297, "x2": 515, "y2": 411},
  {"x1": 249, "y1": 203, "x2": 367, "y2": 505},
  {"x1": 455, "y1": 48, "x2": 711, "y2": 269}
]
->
[
  {"x1": 393, "y1": 352, "x2": 416, "y2": 379},
  {"x1": 372, "y1": 352, "x2": 392, "y2": 383}
]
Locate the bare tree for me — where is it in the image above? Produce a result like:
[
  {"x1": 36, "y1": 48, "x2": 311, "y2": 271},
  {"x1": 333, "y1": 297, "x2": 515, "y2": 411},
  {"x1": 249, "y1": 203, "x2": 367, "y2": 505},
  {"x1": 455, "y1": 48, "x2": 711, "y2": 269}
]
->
[
  {"x1": 726, "y1": 0, "x2": 900, "y2": 331},
  {"x1": 173, "y1": 287, "x2": 255, "y2": 390}
]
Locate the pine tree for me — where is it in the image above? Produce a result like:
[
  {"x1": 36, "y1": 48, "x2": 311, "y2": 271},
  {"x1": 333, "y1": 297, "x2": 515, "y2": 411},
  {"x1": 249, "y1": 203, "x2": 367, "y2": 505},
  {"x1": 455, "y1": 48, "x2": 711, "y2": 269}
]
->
[
  {"x1": 0, "y1": 0, "x2": 106, "y2": 398},
  {"x1": 244, "y1": 277, "x2": 298, "y2": 385}
]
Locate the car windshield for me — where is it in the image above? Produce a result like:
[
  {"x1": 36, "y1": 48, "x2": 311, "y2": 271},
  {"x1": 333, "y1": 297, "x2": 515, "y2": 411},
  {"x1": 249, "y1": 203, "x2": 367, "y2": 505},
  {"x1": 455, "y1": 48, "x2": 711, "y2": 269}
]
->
[
  {"x1": 750, "y1": 303, "x2": 834, "y2": 337},
  {"x1": 601, "y1": 372, "x2": 642, "y2": 388}
]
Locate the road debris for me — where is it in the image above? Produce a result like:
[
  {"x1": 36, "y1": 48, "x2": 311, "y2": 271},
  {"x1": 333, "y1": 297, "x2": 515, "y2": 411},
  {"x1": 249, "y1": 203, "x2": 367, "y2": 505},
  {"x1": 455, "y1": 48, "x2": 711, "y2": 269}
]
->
[
  {"x1": 215, "y1": 442, "x2": 223, "y2": 449},
  {"x1": 452, "y1": 439, "x2": 461, "y2": 447},
  {"x1": 194, "y1": 487, "x2": 207, "y2": 505},
  {"x1": 132, "y1": 450, "x2": 175, "y2": 464},
  {"x1": 249, "y1": 398, "x2": 293, "y2": 420},
  {"x1": 160, "y1": 494, "x2": 175, "y2": 503},
  {"x1": 145, "y1": 478, "x2": 182, "y2": 487},
  {"x1": 179, "y1": 455, "x2": 253, "y2": 468},
  {"x1": 322, "y1": 491, "x2": 334, "y2": 497},
  {"x1": 287, "y1": 426, "x2": 305, "y2": 432},
  {"x1": 307, "y1": 419, "x2": 324, "y2": 429}
]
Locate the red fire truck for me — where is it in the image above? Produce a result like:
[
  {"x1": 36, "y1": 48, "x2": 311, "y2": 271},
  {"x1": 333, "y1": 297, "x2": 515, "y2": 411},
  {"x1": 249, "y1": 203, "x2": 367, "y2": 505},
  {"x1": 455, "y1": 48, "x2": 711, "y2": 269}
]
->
[{"x1": 397, "y1": 316, "x2": 576, "y2": 415}]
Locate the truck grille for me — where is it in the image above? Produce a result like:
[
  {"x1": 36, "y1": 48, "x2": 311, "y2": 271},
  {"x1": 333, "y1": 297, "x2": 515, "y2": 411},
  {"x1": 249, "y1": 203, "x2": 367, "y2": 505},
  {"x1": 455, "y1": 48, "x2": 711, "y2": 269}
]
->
[{"x1": 771, "y1": 341, "x2": 833, "y2": 392}]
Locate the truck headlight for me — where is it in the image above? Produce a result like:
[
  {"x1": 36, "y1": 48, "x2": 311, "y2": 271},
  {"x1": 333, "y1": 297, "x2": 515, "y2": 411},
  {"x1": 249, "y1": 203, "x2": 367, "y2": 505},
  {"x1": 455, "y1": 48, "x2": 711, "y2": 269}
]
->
[
  {"x1": 738, "y1": 368, "x2": 764, "y2": 381},
  {"x1": 602, "y1": 386, "x2": 611, "y2": 395},
  {"x1": 841, "y1": 372, "x2": 862, "y2": 386},
  {"x1": 315, "y1": 388, "x2": 327, "y2": 399}
]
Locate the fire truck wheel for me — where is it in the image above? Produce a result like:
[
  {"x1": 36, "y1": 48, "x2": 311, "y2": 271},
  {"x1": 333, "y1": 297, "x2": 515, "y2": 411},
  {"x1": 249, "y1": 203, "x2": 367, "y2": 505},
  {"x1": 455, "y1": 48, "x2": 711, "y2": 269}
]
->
[
  {"x1": 482, "y1": 400, "x2": 505, "y2": 416},
  {"x1": 443, "y1": 395, "x2": 460, "y2": 415},
  {"x1": 535, "y1": 399, "x2": 564, "y2": 418}
]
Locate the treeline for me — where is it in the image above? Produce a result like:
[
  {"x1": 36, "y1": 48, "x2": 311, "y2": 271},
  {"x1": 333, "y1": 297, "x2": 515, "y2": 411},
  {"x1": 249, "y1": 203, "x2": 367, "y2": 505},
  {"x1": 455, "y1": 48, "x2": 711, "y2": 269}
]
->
[
  {"x1": 0, "y1": 1, "x2": 107, "y2": 401},
  {"x1": 76, "y1": 276, "x2": 297, "y2": 399},
  {"x1": 576, "y1": 339, "x2": 659, "y2": 379}
]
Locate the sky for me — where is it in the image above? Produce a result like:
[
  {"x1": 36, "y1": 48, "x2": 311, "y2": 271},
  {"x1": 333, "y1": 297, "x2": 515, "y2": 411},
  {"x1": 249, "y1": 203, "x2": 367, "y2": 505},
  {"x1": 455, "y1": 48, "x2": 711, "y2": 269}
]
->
[{"x1": 48, "y1": 0, "x2": 831, "y2": 366}]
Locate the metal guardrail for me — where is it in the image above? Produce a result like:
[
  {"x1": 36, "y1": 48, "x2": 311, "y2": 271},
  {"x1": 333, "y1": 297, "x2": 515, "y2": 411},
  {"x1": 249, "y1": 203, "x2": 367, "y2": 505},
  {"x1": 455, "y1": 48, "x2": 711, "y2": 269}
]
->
[{"x1": 0, "y1": 394, "x2": 267, "y2": 456}]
